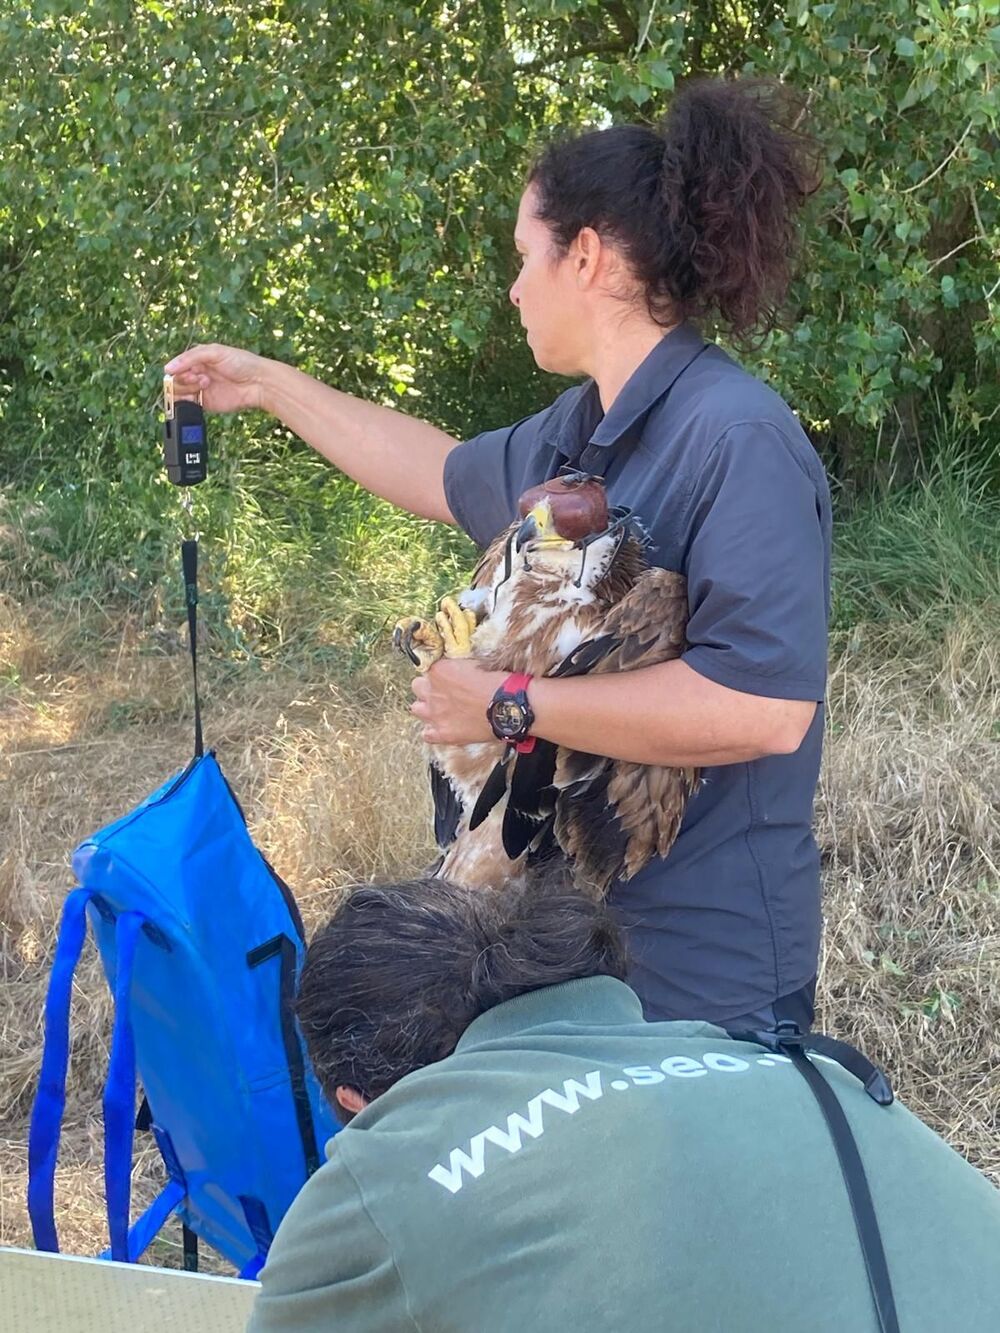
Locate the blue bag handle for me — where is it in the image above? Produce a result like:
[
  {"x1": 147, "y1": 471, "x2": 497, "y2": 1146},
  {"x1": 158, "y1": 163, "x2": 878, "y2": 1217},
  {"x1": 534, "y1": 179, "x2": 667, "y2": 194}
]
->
[
  {"x1": 27, "y1": 887, "x2": 95, "y2": 1253},
  {"x1": 28, "y1": 893, "x2": 162, "y2": 1262},
  {"x1": 103, "y1": 909, "x2": 145, "y2": 1261},
  {"x1": 241, "y1": 1253, "x2": 267, "y2": 1280}
]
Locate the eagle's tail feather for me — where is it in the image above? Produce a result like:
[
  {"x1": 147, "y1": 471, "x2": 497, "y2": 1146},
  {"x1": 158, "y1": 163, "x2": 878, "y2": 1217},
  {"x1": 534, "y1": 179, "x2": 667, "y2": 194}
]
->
[
  {"x1": 554, "y1": 769, "x2": 630, "y2": 895},
  {"x1": 430, "y1": 762, "x2": 464, "y2": 849},
  {"x1": 502, "y1": 805, "x2": 550, "y2": 860}
]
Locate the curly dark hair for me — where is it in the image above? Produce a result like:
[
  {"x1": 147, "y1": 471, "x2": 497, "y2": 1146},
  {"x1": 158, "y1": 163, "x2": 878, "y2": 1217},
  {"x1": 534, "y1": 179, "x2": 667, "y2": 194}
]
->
[
  {"x1": 296, "y1": 876, "x2": 627, "y2": 1103},
  {"x1": 527, "y1": 76, "x2": 822, "y2": 341}
]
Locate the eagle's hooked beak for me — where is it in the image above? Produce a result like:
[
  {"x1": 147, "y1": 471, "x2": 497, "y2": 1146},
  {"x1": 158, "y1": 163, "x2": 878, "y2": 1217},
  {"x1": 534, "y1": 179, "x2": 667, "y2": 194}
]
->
[
  {"x1": 515, "y1": 509, "x2": 541, "y2": 551},
  {"x1": 516, "y1": 500, "x2": 570, "y2": 552}
]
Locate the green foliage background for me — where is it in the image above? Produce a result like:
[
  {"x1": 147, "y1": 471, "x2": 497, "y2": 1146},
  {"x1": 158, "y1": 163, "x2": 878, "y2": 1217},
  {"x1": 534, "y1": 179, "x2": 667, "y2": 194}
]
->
[{"x1": 1, "y1": 0, "x2": 998, "y2": 635}]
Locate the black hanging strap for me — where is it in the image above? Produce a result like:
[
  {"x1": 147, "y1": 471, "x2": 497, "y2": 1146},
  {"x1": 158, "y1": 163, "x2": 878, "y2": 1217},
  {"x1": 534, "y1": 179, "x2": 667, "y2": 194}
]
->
[
  {"x1": 727, "y1": 1024, "x2": 900, "y2": 1333},
  {"x1": 182, "y1": 1222, "x2": 199, "y2": 1273},
  {"x1": 181, "y1": 540, "x2": 204, "y2": 759}
]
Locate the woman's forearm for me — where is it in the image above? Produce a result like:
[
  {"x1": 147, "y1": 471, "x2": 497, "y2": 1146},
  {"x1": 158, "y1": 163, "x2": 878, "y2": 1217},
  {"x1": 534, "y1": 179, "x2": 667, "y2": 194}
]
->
[
  {"x1": 260, "y1": 359, "x2": 459, "y2": 523},
  {"x1": 528, "y1": 659, "x2": 817, "y2": 766}
]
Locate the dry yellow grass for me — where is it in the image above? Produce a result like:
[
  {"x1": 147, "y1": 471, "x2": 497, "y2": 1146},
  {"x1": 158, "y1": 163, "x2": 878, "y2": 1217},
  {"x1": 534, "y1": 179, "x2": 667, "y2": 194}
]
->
[
  {"x1": 1, "y1": 592, "x2": 997, "y2": 1263},
  {"x1": 816, "y1": 611, "x2": 1000, "y2": 1172}
]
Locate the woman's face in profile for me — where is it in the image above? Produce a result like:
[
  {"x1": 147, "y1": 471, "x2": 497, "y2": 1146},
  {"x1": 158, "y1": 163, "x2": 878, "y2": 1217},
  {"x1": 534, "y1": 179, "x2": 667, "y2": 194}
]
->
[{"x1": 509, "y1": 185, "x2": 586, "y2": 377}]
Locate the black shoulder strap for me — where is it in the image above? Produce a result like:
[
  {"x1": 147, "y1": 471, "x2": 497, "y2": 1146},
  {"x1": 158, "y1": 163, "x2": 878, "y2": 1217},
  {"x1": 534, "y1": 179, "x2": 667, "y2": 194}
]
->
[
  {"x1": 547, "y1": 336, "x2": 711, "y2": 484},
  {"x1": 726, "y1": 1024, "x2": 900, "y2": 1333},
  {"x1": 181, "y1": 540, "x2": 204, "y2": 759}
]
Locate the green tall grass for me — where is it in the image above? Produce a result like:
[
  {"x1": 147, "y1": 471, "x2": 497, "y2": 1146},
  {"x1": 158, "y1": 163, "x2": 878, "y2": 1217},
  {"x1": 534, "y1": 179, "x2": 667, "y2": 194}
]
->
[
  {"x1": 1, "y1": 432, "x2": 476, "y2": 670},
  {"x1": 831, "y1": 439, "x2": 1000, "y2": 633},
  {"x1": 3, "y1": 414, "x2": 997, "y2": 667}
]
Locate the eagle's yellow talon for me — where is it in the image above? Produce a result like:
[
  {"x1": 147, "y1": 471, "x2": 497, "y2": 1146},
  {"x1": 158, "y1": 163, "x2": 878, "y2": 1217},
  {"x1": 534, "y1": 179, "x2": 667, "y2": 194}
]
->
[
  {"x1": 435, "y1": 595, "x2": 474, "y2": 658},
  {"x1": 392, "y1": 616, "x2": 444, "y2": 672}
]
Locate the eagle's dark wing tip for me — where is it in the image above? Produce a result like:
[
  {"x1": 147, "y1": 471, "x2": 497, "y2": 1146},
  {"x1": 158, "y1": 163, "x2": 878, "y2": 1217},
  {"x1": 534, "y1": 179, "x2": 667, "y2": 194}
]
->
[
  {"x1": 430, "y1": 761, "x2": 463, "y2": 849},
  {"x1": 468, "y1": 758, "x2": 509, "y2": 831},
  {"x1": 550, "y1": 633, "x2": 623, "y2": 679}
]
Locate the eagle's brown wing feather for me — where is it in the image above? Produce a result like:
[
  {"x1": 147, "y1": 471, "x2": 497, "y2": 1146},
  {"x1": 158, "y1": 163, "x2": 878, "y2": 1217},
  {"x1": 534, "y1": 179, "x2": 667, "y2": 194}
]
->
[
  {"x1": 583, "y1": 566, "x2": 689, "y2": 672},
  {"x1": 549, "y1": 568, "x2": 699, "y2": 894}
]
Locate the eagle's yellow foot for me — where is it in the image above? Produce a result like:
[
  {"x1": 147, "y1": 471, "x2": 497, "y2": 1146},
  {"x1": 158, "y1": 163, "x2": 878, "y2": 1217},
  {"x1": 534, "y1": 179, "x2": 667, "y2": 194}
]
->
[
  {"x1": 435, "y1": 596, "x2": 478, "y2": 659},
  {"x1": 392, "y1": 618, "x2": 445, "y2": 672}
]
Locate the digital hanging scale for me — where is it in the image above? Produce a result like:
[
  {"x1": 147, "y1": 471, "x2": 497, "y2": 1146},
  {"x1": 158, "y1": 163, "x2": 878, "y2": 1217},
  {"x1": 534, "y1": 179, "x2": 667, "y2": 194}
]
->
[{"x1": 163, "y1": 373, "x2": 208, "y2": 486}]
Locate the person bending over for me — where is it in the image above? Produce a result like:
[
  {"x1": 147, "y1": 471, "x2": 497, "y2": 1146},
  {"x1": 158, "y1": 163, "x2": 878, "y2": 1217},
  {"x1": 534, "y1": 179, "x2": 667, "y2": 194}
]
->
[{"x1": 249, "y1": 878, "x2": 1000, "y2": 1333}]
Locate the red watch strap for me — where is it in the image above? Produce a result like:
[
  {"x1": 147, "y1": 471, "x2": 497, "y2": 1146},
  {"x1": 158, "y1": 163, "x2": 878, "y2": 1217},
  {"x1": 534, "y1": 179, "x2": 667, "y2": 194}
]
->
[{"x1": 503, "y1": 672, "x2": 533, "y2": 693}]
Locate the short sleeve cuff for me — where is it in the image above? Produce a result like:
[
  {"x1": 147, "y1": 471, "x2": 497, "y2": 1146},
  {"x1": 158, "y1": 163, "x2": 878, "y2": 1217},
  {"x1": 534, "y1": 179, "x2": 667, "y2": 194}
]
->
[
  {"x1": 682, "y1": 646, "x2": 826, "y2": 702},
  {"x1": 443, "y1": 442, "x2": 489, "y2": 547}
]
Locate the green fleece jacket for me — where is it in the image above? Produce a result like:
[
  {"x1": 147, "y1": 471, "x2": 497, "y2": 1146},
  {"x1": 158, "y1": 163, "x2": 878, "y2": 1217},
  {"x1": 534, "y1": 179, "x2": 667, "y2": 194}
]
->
[{"x1": 249, "y1": 977, "x2": 1000, "y2": 1331}]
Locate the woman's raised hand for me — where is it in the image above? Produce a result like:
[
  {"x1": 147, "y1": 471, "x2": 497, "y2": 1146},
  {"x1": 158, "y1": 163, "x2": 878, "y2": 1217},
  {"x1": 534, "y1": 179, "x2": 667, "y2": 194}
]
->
[{"x1": 163, "y1": 343, "x2": 270, "y2": 415}]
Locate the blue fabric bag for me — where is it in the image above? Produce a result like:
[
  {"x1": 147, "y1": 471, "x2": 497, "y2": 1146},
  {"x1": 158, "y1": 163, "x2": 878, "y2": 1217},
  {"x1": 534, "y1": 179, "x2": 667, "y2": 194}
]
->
[{"x1": 27, "y1": 542, "x2": 339, "y2": 1274}]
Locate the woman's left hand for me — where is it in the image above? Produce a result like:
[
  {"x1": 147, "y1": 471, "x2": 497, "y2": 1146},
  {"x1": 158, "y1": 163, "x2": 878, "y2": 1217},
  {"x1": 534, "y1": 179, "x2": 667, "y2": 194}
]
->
[{"x1": 410, "y1": 659, "x2": 507, "y2": 745}]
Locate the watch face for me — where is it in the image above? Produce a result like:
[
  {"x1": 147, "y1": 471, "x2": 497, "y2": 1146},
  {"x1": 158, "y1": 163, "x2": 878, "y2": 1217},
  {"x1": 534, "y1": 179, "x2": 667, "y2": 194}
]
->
[{"x1": 491, "y1": 698, "x2": 527, "y2": 736}]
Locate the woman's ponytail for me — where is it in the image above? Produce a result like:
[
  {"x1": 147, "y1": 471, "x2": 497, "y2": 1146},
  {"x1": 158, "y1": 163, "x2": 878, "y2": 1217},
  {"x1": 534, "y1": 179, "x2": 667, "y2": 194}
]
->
[
  {"x1": 657, "y1": 78, "x2": 820, "y2": 337},
  {"x1": 528, "y1": 76, "x2": 821, "y2": 340}
]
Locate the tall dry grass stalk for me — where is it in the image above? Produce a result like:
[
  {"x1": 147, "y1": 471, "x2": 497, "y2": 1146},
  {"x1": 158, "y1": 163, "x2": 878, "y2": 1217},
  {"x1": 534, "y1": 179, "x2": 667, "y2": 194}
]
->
[{"x1": 1, "y1": 595, "x2": 997, "y2": 1261}]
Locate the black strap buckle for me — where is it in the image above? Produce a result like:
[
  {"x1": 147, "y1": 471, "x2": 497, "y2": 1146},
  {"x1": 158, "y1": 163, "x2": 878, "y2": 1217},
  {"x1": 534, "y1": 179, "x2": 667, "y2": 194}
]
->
[
  {"x1": 725, "y1": 1022, "x2": 900, "y2": 1333},
  {"x1": 730, "y1": 1021, "x2": 894, "y2": 1107}
]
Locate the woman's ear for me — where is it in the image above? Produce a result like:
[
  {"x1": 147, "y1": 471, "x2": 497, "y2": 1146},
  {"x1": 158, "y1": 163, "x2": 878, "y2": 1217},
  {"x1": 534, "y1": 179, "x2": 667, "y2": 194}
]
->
[{"x1": 574, "y1": 226, "x2": 602, "y2": 283}]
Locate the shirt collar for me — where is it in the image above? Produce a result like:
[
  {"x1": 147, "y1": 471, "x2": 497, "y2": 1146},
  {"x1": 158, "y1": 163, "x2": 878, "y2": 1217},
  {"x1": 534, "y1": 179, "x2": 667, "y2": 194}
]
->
[
  {"x1": 549, "y1": 322, "x2": 709, "y2": 462},
  {"x1": 455, "y1": 975, "x2": 724, "y2": 1051}
]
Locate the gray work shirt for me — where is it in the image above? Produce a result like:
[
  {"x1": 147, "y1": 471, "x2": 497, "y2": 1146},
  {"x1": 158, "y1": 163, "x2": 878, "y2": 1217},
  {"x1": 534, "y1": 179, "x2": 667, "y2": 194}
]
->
[{"x1": 443, "y1": 322, "x2": 832, "y2": 1024}]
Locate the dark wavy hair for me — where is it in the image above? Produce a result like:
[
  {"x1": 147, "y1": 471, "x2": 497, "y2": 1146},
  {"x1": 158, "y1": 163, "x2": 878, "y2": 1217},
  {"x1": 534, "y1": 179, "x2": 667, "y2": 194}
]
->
[
  {"x1": 296, "y1": 877, "x2": 627, "y2": 1102},
  {"x1": 527, "y1": 76, "x2": 821, "y2": 341}
]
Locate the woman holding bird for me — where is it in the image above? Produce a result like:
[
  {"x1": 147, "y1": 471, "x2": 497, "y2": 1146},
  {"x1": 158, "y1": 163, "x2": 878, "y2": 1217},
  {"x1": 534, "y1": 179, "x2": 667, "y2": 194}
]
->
[{"x1": 165, "y1": 76, "x2": 829, "y2": 1031}]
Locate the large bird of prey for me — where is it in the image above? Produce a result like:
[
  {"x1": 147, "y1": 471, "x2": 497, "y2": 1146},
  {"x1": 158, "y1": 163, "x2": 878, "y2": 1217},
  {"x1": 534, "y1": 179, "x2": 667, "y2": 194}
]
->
[{"x1": 393, "y1": 473, "x2": 699, "y2": 895}]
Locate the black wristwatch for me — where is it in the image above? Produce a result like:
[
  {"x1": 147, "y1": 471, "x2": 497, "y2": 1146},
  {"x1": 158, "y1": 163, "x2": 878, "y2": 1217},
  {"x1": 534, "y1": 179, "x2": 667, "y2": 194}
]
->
[{"x1": 486, "y1": 672, "x2": 536, "y2": 753}]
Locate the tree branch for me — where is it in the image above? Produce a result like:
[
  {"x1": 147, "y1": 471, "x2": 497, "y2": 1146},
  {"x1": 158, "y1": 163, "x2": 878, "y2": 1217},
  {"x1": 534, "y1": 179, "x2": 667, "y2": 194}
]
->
[
  {"x1": 901, "y1": 121, "x2": 974, "y2": 195},
  {"x1": 927, "y1": 235, "x2": 986, "y2": 271},
  {"x1": 603, "y1": 0, "x2": 640, "y2": 49},
  {"x1": 635, "y1": 0, "x2": 658, "y2": 53}
]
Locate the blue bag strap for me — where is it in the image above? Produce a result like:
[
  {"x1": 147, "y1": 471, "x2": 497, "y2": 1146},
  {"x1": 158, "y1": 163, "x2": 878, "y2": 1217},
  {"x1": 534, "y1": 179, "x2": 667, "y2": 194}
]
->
[
  {"x1": 247, "y1": 934, "x2": 321, "y2": 1175},
  {"x1": 237, "y1": 1194, "x2": 273, "y2": 1278},
  {"x1": 103, "y1": 909, "x2": 145, "y2": 1261},
  {"x1": 27, "y1": 886, "x2": 95, "y2": 1253},
  {"x1": 127, "y1": 1179, "x2": 186, "y2": 1262},
  {"x1": 98, "y1": 1179, "x2": 186, "y2": 1264}
]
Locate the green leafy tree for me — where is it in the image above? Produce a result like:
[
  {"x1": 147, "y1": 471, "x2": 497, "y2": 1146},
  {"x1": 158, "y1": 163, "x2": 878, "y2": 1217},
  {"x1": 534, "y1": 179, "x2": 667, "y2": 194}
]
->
[{"x1": 0, "y1": 0, "x2": 997, "y2": 585}]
